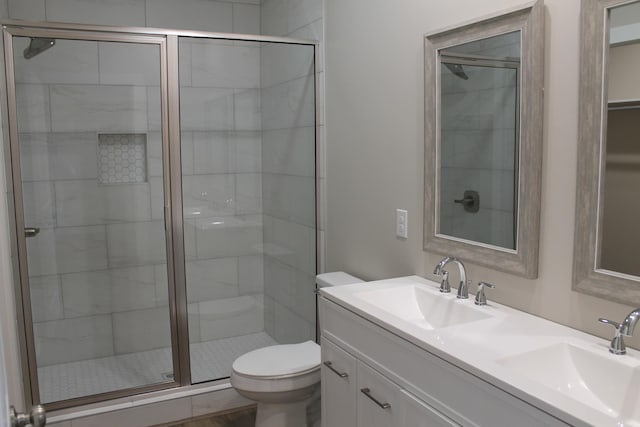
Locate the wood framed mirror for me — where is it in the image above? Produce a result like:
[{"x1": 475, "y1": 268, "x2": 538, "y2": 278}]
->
[
  {"x1": 424, "y1": 1, "x2": 544, "y2": 278},
  {"x1": 573, "y1": 0, "x2": 640, "y2": 305}
]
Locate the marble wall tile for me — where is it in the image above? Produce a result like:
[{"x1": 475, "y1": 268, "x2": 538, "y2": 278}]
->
[
  {"x1": 238, "y1": 255, "x2": 263, "y2": 295},
  {"x1": 262, "y1": 127, "x2": 315, "y2": 177},
  {"x1": 98, "y1": 42, "x2": 161, "y2": 86},
  {"x1": 263, "y1": 214, "x2": 315, "y2": 274},
  {"x1": 21, "y1": 181, "x2": 55, "y2": 228},
  {"x1": 195, "y1": 216, "x2": 262, "y2": 259},
  {"x1": 26, "y1": 226, "x2": 108, "y2": 276},
  {"x1": 179, "y1": 87, "x2": 234, "y2": 131},
  {"x1": 263, "y1": 255, "x2": 317, "y2": 325},
  {"x1": 50, "y1": 85, "x2": 149, "y2": 132},
  {"x1": 451, "y1": 129, "x2": 516, "y2": 171},
  {"x1": 55, "y1": 180, "x2": 152, "y2": 227},
  {"x1": 71, "y1": 397, "x2": 192, "y2": 427},
  {"x1": 16, "y1": 84, "x2": 50, "y2": 133},
  {"x1": 236, "y1": 173, "x2": 262, "y2": 215},
  {"x1": 106, "y1": 221, "x2": 168, "y2": 267},
  {"x1": 146, "y1": 0, "x2": 232, "y2": 32},
  {"x1": 263, "y1": 294, "x2": 275, "y2": 338},
  {"x1": 146, "y1": 88, "x2": 162, "y2": 132},
  {"x1": 288, "y1": 0, "x2": 323, "y2": 34},
  {"x1": 289, "y1": 20, "x2": 324, "y2": 72},
  {"x1": 112, "y1": 306, "x2": 172, "y2": 354},
  {"x1": 154, "y1": 263, "x2": 171, "y2": 306},
  {"x1": 263, "y1": 255, "x2": 296, "y2": 308},
  {"x1": 234, "y1": 89, "x2": 261, "y2": 131},
  {"x1": 46, "y1": 0, "x2": 147, "y2": 27},
  {"x1": 272, "y1": 299, "x2": 313, "y2": 344},
  {"x1": 233, "y1": 131, "x2": 262, "y2": 173},
  {"x1": 148, "y1": 132, "x2": 193, "y2": 178},
  {"x1": 149, "y1": 176, "x2": 166, "y2": 221},
  {"x1": 198, "y1": 295, "x2": 263, "y2": 341},
  {"x1": 34, "y1": 314, "x2": 113, "y2": 366},
  {"x1": 261, "y1": 43, "x2": 314, "y2": 88},
  {"x1": 182, "y1": 174, "x2": 236, "y2": 218},
  {"x1": 448, "y1": 207, "x2": 515, "y2": 248},
  {"x1": 188, "y1": 303, "x2": 201, "y2": 343},
  {"x1": 261, "y1": 76, "x2": 315, "y2": 131},
  {"x1": 191, "y1": 42, "x2": 260, "y2": 89},
  {"x1": 261, "y1": 0, "x2": 288, "y2": 37},
  {"x1": 28, "y1": 275, "x2": 64, "y2": 323},
  {"x1": 8, "y1": 0, "x2": 45, "y2": 20},
  {"x1": 17, "y1": 133, "x2": 51, "y2": 182},
  {"x1": 13, "y1": 39, "x2": 99, "y2": 85},
  {"x1": 19, "y1": 132, "x2": 98, "y2": 182},
  {"x1": 185, "y1": 257, "x2": 240, "y2": 303},
  {"x1": 262, "y1": 174, "x2": 315, "y2": 227},
  {"x1": 233, "y1": 3, "x2": 260, "y2": 34},
  {"x1": 192, "y1": 131, "x2": 234, "y2": 175},
  {"x1": 184, "y1": 220, "x2": 198, "y2": 261},
  {"x1": 178, "y1": 39, "x2": 193, "y2": 87},
  {"x1": 60, "y1": 266, "x2": 156, "y2": 318}
]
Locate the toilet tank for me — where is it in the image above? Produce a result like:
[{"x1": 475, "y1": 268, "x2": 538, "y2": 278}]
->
[{"x1": 316, "y1": 272, "x2": 363, "y2": 288}]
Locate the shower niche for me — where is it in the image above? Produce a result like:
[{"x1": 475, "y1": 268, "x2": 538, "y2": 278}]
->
[{"x1": 2, "y1": 23, "x2": 318, "y2": 410}]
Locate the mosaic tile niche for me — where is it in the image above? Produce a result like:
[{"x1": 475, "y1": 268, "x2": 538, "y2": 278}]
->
[{"x1": 98, "y1": 133, "x2": 148, "y2": 185}]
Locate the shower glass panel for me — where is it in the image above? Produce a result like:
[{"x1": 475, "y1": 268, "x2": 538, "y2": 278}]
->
[
  {"x1": 177, "y1": 37, "x2": 317, "y2": 383},
  {"x1": 11, "y1": 36, "x2": 175, "y2": 403}
]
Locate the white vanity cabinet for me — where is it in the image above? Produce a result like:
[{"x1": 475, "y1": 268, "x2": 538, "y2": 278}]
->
[
  {"x1": 320, "y1": 296, "x2": 571, "y2": 427},
  {"x1": 322, "y1": 337, "x2": 455, "y2": 427}
]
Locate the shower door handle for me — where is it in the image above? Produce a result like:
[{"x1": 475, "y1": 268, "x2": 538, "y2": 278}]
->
[
  {"x1": 24, "y1": 227, "x2": 40, "y2": 238},
  {"x1": 10, "y1": 404, "x2": 46, "y2": 427}
]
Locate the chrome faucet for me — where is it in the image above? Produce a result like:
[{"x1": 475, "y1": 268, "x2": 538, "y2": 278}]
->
[
  {"x1": 598, "y1": 308, "x2": 640, "y2": 355},
  {"x1": 433, "y1": 257, "x2": 469, "y2": 299}
]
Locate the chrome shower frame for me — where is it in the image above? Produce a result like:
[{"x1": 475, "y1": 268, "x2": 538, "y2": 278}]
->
[{"x1": 0, "y1": 19, "x2": 319, "y2": 413}]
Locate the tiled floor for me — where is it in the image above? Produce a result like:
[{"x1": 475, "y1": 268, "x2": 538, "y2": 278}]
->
[{"x1": 39, "y1": 332, "x2": 277, "y2": 403}]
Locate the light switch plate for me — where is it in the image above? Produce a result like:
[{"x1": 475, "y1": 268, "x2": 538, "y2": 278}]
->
[{"x1": 396, "y1": 209, "x2": 408, "y2": 239}]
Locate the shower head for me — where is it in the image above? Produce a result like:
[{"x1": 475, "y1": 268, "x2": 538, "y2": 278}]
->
[
  {"x1": 444, "y1": 62, "x2": 469, "y2": 80},
  {"x1": 23, "y1": 38, "x2": 56, "y2": 59}
]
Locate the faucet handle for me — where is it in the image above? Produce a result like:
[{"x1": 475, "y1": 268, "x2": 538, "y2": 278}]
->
[
  {"x1": 474, "y1": 282, "x2": 495, "y2": 306},
  {"x1": 598, "y1": 318, "x2": 626, "y2": 355},
  {"x1": 598, "y1": 317, "x2": 621, "y2": 330}
]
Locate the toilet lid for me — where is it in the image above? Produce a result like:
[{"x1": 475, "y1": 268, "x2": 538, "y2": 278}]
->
[{"x1": 232, "y1": 341, "x2": 321, "y2": 377}]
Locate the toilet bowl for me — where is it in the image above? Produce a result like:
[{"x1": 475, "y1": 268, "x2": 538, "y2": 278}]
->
[{"x1": 230, "y1": 272, "x2": 363, "y2": 427}]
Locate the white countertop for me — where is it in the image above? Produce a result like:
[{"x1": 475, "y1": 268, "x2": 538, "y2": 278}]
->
[{"x1": 320, "y1": 275, "x2": 640, "y2": 427}]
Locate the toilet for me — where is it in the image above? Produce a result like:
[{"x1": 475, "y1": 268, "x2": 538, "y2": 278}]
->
[{"x1": 230, "y1": 272, "x2": 364, "y2": 427}]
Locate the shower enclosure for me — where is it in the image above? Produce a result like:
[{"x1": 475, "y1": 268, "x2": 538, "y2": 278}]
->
[{"x1": 2, "y1": 21, "x2": 317, "y2": 410}]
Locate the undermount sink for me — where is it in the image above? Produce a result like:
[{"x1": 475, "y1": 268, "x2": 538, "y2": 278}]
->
[
  {"x1": 497, "y1": 342, "x2": 640, "y2": 421},
  {"x1": 354, "y1": 284, "x2": 491, "y2": 330}
]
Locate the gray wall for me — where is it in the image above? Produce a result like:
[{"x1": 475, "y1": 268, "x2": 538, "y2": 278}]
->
[{"x1": 324, "y1": 0, "x2": 640, "y2": 350}]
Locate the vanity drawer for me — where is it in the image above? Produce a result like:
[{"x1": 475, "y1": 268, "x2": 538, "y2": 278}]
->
[
  {"x1": 356, "y1": 361, "x2": 401, "y2": 427},
  {"x1": 320, "y1": 298, "x2": 572, "y2": 427},
  {"x1": 321, "y1": 337, "x2": 357, "y2": 427}
]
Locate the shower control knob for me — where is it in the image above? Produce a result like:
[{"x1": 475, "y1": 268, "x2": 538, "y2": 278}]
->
[{"x1": 10, "y1": 404, "x2": 46, "y2": 427}]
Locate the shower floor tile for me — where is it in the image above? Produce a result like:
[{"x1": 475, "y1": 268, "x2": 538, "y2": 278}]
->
[{"x1": 38, "y1": 332, "x2": 277, "y2": 403}]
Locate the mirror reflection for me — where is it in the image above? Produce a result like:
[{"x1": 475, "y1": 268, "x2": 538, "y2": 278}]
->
[
  {"x1": 599, "y1": 1, "x2": 640, "y2": 276},
  {"x1": 438, "y1": 31, "x2": 521, "y2": 249}
]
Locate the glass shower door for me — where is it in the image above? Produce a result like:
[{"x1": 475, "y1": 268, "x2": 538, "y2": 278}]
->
[{"x1": 8, "y1": 33, "x2": 177, "y2": 405}]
